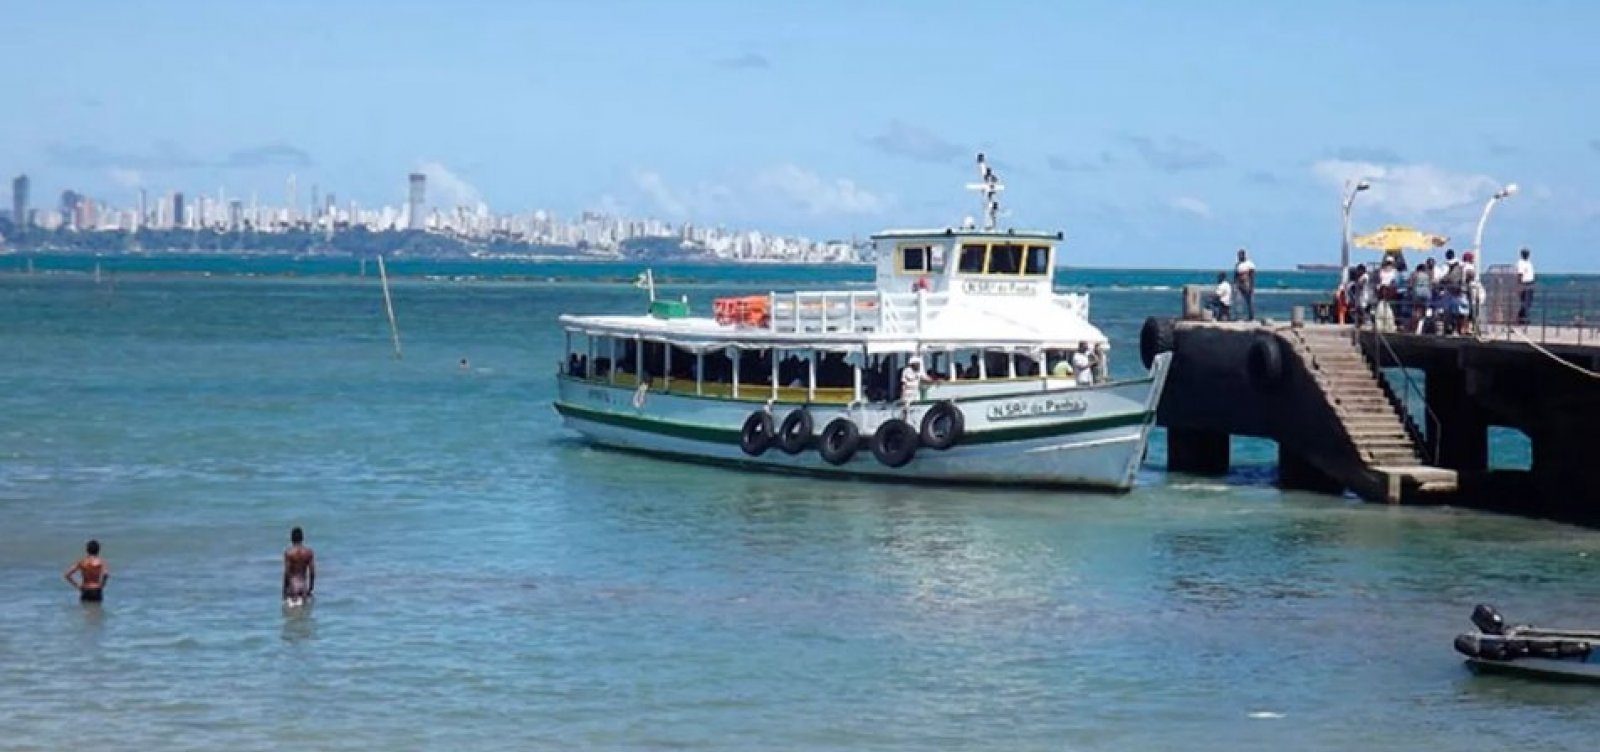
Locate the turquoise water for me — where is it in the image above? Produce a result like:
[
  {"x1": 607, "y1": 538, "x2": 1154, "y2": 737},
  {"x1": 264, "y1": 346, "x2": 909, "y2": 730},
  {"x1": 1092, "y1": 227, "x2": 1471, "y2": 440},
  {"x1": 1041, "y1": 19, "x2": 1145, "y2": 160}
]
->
[{"x1": 2, "y1": 266, "x2": 1597, "y2": 751}]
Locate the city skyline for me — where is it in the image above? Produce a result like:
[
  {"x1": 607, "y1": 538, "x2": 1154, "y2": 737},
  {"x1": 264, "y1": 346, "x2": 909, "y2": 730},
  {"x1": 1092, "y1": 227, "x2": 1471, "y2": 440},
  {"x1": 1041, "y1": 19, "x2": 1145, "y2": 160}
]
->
[
  {"x1": 3, "y1": 1, "x2": 1600, "y2": 269},
  {"x1": 2, "y1": 169, "x2": 859, "y2": 263}
]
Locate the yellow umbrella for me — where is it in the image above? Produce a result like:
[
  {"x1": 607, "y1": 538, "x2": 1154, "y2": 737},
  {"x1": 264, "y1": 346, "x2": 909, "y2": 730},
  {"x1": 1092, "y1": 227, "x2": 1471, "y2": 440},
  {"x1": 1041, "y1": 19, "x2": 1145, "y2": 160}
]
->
[{"x1": 1352, "y1": 224, "x2": 1449, "y2": 252}]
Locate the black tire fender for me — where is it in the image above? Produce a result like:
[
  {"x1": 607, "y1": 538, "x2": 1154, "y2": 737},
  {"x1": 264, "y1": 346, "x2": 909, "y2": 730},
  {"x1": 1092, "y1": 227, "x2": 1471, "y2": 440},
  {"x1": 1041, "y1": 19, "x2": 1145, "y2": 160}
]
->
[
  {"x1": 817, "y1": 418, "x2": 860, "y2": 466},
  {"x1": 739, "y1": 411, "x2": 775, "y2": 456},
  {"x1": 919, "y1": 401, "x2": 964, "y2": 450},
  {"x1": 1139, "y1": 317, "x2": 1175, "y2": 370},
  {"x1": 777, "y1": 408, "x2": 814, "y2": 454},
  {"x1": 1245, "y1": 332, "x2": 1286, "y2": 392},
  {"x1": 870, "y1": 419, "x2": 919, "y2": 468}
]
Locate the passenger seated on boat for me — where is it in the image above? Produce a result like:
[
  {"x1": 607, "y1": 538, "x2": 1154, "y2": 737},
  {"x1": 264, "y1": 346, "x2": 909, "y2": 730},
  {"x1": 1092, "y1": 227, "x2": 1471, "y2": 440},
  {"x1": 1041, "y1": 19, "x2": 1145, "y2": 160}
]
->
[{"x1": 1050, "y1": 355, "x2": 1073, "y2": 378}]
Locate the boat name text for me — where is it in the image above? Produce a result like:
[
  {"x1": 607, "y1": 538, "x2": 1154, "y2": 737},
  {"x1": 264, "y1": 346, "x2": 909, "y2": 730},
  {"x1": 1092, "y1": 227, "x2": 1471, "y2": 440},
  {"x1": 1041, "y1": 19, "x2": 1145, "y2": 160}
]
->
[
  {"x1": 962, "y1": 280, "x2": 1040, "y2": 296},
  {"x1": 986, "y1": 396, "x2": 1089, "y2": 421}
]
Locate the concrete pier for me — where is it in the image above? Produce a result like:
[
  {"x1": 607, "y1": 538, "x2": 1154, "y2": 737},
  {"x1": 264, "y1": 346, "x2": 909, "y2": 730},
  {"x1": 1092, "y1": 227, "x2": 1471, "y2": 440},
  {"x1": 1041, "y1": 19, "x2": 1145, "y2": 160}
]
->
[
  {"x1": 1365, "y1": 330, "x2": 1600, "y2": 521},
  {"x1": 1143, "y1": 312, "x2": 1600, "y2": 522}
]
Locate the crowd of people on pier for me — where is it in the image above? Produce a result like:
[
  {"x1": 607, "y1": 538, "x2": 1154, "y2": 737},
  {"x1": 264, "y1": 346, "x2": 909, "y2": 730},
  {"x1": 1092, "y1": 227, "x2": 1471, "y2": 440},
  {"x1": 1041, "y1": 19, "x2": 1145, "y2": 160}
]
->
[
  {"x1": 1336, "y1": 247, "x2": 1535, "y2": 335},
  {"x1": 1205, "y1": 246, "x2": 1537, "y2": 335}
]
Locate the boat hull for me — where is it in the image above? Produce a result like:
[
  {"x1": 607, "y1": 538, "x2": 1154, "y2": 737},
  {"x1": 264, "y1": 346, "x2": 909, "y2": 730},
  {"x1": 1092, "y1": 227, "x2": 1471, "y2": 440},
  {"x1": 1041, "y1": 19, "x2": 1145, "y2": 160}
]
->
[{"x1": 553, "y1": 357, "x2": 1170, "y2": 490}]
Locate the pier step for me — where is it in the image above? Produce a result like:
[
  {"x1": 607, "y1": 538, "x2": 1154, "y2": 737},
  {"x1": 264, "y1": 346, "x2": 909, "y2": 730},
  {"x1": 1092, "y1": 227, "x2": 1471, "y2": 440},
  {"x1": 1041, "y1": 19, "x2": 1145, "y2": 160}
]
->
[{"x1": 1286, "y1": 326, "x2": 1457, "y2": 502}]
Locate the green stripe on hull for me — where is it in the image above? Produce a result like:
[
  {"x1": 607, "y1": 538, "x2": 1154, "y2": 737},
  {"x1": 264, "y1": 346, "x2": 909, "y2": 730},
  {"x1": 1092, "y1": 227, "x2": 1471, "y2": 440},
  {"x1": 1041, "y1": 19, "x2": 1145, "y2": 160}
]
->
[{"x1": 552, "y1": 401, "x2": 1150, "y2": 446}]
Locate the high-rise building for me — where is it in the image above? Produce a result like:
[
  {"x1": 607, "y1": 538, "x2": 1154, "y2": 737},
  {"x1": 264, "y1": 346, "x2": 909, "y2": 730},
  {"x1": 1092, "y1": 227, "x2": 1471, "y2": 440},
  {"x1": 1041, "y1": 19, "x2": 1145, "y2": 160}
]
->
[
  {"x1": 138, "y1": 188, "x2": 148, "y2": 230},
  {"x1": 407, "y1": 173, "x2": 426, "y2": 231},
  {"x1": 173, "y1": 192, "x2": 186, "y2": 229},
  {"x1": 11, "y1": 175, "x2": 28, "y2": 228},
  {"x1": 229, "y1": 199, "x2": 244, "y2": 231},
  {"x1": 60, "y1": 190, "x2": 82, "y2": 229}
]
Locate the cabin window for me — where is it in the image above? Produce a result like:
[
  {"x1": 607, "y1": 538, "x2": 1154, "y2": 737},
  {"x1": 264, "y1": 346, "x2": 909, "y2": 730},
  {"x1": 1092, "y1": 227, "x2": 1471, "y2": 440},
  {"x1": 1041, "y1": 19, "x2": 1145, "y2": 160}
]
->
[
  {"x1": 1024, "y1": 246, "x2": 1051, "y2": 276},
  {"x1": 988, "y1": 244, "x2": 1024, "y2": 275},
  {"x1": 958, "y1": 244, "x2": 987, "y2": 273},
  {"x1": 899, "y1": 245, "x2": 936, "y2": 274}
]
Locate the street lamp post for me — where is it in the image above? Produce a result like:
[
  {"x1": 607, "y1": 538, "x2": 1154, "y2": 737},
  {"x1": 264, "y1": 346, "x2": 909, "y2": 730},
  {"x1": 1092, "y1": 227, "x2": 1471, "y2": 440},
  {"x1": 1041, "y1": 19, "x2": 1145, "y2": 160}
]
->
[
  {"x1": 1473, "y1": 183, "x2": 1518, "y2": 263},
  {"x1": 1340, "y1": 179, "x2": 1371, "y2": 281}
]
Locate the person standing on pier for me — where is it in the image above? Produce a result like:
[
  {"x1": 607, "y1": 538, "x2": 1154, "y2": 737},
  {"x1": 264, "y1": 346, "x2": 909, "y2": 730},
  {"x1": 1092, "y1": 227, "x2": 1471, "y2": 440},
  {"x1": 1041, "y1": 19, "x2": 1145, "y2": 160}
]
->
[
  {"x1": 1515, "y1": 248, "x2": 1536, "y2": 325},
  {"x1": 1233, "y1": 248, "x2": 1256, "y2": 322},
  {"x1": 64, "y1": 540, "x2": 109, "y2": 603}
]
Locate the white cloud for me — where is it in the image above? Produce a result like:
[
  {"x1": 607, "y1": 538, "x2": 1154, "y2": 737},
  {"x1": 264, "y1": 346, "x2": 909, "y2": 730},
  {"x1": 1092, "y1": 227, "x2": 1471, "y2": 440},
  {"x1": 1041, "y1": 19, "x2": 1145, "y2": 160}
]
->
[
  {"x1": 631, "y1": 165, "x2": 889, "y2": 221},
  {"x1": 1311, "y1": 159, "x2": 1501, "y2": 216},
  {"x1": 633, "y1": 171, "x2": 687, "y2": 217},
  {"x1": 107, "y1": 168, "x2": 143, "y2": 189},
  {"x1": 752, "y1": 164, "x2": 888, "y2": 216},
  {"x1": 417, "y1": 161, "x2": 483, "y2": 209},
  {"x1": 1170, "y1": 196, "x2": 1212, "y2": 219}
]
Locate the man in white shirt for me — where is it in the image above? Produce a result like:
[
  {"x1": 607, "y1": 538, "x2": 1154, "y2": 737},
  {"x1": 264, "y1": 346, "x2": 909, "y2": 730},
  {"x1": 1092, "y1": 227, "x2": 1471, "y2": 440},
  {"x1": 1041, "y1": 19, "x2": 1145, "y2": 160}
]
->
[
  {"x1": 1070, "y1": 342, "x2": 1095, "y2": 386},
  {"x1": 1515, "y1": 248, "x2": 1536, "y2": 325},
  {"x1": 1211, "y1": 272, "x2": 1233, "y2": 321},
  {"x1": 1233, "y1": 248, "x2": 1257, "y2": 322},
  {"x1": 1434, "y1": 250, "x2": 1455, "y2": 284},
  {"x1": 899, "y1": 355, "x2": 930, "y2": 416}
]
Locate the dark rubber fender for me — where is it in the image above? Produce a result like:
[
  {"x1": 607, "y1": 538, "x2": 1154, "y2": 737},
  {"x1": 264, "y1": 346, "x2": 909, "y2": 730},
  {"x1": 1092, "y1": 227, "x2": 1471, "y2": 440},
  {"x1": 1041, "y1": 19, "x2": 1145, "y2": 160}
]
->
[
  {"x1": 870, "y1": 419, "x2": 919, "y2": 468},
  {"x1": 1139, "y1": 317, "x2": 1175, "y2": 370},
  {"x1": 1245, "y1": 332, "x2": 1286, "y2": 392},
  {"x1": 739, "y1": 411, "x2": 775, "y2": 456},
  {"x1": 817, "y1": 418, "x2": 860, "y2": 466},
  {"x1": 919, "y1": 401, "x2": 964, "y2": 450},
  {"x1": 777, "y1": 408, "x2": 814, "y2": 455}
]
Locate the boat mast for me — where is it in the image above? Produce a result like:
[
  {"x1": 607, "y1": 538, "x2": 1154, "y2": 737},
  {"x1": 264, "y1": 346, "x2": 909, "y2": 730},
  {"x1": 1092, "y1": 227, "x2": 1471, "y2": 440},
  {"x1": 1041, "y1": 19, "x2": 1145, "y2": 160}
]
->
[{"x1": 966, "y1": 153, "x2": 1004, "y2": 230}]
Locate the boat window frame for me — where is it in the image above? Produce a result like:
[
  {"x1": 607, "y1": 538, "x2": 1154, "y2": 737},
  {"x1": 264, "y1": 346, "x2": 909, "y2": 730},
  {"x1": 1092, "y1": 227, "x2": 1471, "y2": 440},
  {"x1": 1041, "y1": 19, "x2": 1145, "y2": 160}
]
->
[
  {"x1": 1023, "y1": 245, "x2": 1052, "y2": 277},
  {"x1": 957, "y1": 243, "x2": 988, "y2": 274},
  {"x1": 897, "y1": 243, "x2": 943, "y2": 275},
  {"x1": 986, "y1": 243, "x2": 1025, "y2": 276}
]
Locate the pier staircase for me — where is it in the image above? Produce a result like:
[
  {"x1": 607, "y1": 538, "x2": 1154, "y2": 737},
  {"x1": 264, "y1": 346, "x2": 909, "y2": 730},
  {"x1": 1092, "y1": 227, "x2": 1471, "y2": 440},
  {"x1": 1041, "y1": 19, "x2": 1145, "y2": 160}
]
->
[{"x1": 1285, "y1": 326, "x2": 1457, "y2": 502}]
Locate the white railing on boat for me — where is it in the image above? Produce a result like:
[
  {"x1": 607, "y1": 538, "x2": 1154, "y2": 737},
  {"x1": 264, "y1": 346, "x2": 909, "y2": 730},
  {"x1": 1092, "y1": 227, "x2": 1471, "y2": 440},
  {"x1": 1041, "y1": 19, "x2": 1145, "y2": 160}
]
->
[{"x1": 765, "y1": 290, "x2": 1089, "y2": 335}]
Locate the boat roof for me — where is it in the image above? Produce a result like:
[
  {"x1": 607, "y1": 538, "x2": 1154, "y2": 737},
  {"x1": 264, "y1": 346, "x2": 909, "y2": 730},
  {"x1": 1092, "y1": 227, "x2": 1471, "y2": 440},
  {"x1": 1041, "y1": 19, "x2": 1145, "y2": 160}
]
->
[
  {"x1": 560, "y1": 295, "x2": 1107, "y2": 355},
  {"x1": 871, "y1": 228, "x2": 1062, "y2": 242}
]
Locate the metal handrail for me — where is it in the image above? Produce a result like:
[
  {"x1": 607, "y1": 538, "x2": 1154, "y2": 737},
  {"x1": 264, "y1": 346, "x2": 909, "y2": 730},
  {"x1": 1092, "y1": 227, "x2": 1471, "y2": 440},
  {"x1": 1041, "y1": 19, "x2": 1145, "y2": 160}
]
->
[{"x1": 1364, "y1": 317, "x2": 1442, "y2": 465}]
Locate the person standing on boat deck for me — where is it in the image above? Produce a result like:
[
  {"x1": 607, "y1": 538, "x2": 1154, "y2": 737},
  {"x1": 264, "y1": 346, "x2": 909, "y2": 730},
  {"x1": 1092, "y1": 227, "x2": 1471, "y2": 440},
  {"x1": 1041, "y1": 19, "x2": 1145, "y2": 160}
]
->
[
  {"x1": 1515, "y1": 248, "x2": 1536, "y2": 325},
  {"x1": 1233, "y1": 248, "x2": 1256, "y2": 321},
  {"x1": 1071, "y1": 342, "x2": 1095, "y2": 386},
  {"x1": 64, "y1": 539, "x2": 109, "y2": 603},
  {"x1": 899, "y1": 355, "x2": 931, "y2": 417},
  {"x1": 283, "y1": 527, "x2": 315, "y2": 604}
]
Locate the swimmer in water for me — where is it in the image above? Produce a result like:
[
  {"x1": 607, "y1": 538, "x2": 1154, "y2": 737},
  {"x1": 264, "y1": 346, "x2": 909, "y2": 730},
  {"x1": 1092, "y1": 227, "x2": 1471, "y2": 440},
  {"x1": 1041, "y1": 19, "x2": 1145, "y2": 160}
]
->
[
  {"x1": 282, "y1": 527, "x2": 315, "y2": 605},
  {"x1": 64, "y1": 539, "x2": 109, "y2": 603},
  {"x1": 459, "y1": 357, "x2": 470, "y2": 370}
]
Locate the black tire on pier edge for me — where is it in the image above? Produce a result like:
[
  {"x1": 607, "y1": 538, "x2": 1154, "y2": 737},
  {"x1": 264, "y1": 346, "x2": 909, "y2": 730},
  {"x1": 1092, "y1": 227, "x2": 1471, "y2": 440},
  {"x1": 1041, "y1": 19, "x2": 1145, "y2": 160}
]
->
[
  {"x1": 870, "y1": 419, "x2": 919, "y2": 468},
  {"x1": 740, "y1": 411, "x2": 775, "y2": 456},
  {"x1": 817, "y1": 418, "x2": 860, "y2": 466},
  {"x1": 1139, "y1": 317, "x2": 1175, "y2": 370},
  {"x1": 1245, "y1": 331, "x2": 1286, "y2": 392},
  {"x1": 777, "y1": 408, "x2": 815, "y2": 454},
  {"x1": 919, "y1": 401, "x2": 964, "y2": 450}
]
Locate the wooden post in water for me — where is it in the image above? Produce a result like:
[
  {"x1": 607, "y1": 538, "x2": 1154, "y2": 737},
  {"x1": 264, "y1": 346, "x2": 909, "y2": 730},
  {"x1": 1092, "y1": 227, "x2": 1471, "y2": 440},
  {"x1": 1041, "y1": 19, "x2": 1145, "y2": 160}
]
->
[{"x1": 377, "y1": 255, "x2": 403, "y2": 359}]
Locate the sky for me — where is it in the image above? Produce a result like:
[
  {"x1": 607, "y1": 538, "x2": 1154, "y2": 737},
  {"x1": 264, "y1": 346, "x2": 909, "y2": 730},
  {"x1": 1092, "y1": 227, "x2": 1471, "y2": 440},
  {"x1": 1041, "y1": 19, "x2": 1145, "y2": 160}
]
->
[{"x1": 4, "y1": 0, "x2": 1599, "y2": 270}]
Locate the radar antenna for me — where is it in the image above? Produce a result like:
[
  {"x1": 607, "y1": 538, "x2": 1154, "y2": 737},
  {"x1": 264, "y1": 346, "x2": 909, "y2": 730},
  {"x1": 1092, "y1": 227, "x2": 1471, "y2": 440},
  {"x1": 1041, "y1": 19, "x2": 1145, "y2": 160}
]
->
[{"x1": 964, "y1": 153, "x2": 1005, "y2": 230}]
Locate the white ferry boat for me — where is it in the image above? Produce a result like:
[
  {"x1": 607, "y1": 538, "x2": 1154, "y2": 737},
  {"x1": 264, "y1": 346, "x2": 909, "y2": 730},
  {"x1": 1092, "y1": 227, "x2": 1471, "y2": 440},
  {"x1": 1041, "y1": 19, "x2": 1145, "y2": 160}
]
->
[{"x1": 553, "y1": 155, "x2": 1172, "y2": 490}]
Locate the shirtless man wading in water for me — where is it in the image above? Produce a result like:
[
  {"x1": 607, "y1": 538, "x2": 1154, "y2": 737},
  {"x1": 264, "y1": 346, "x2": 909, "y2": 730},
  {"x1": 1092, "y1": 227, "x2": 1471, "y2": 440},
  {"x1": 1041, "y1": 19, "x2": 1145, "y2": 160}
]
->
[
  {"x1": 64, "y1": 539, "x2": 109, "y2": 603},
  {"x1": 283, "y1": 527, "x2": 316, "y2": 605}
]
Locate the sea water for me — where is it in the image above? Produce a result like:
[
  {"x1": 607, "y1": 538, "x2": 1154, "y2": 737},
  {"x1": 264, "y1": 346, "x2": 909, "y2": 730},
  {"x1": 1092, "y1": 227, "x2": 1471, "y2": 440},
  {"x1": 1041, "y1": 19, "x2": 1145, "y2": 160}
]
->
[{"x1": 1, "y1": 265, "x2": 1596, "y2": 751}]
